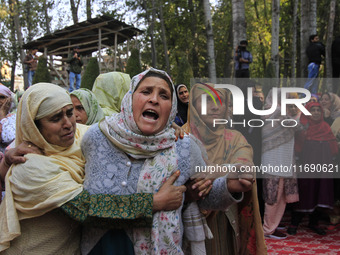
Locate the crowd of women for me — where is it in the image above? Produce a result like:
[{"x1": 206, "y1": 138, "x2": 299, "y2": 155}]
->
[{"x1": 0, "y1": 68, "x2": 338, "y2": 255}]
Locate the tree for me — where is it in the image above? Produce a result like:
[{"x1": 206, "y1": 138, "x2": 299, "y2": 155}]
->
[
  {"x1": 33, "y1": 56, "x2": 51, "y2": 84},
  {"x1": 80, "y1": 57, "x2": 99, "y2": 90},
  {"x1": 232, "y1": 0, "x2": 246, "y2": 51},
  {"x1": 70, "y1": 0, "x2": 80, "y2": 24},
  {"x1": 271, "y1": 0, "x2": 280, "y2": 79},
  {"x1": 203, "y1": 0, "x2": 216, "y2": 82},
  {"x1": 175, "y1": 57, "x2": 193, "y2": 88},
  {"x1": 300, "y1": 0, "x2": 317, "y2": 77},
  {"x1": 326, "y1": 0, "x2": 336, "y2": 78},
  {"x1": 126, "y1": 48, "x2": 142, "y2": 78}
]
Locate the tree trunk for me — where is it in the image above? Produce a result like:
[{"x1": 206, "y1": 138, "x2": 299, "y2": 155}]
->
[
  {"x1": 271, "y1": 0, "x2": 280, "y2": 78},
  {"x1": 203, "y1": 0, "x2": 216, "y2": 82},
  {"x1": 10, "y1": 0, "x2": 25, "y2": 90},
  {"x1": 70, "y1": 0, "x2": 78, "y2": 24},
  {"x1": 43, "y1": 0, "x2": 51, "y2": 34},
  {"x1": 86, "y1": 0, "x2": 91, "y2": 20},
  {"x1": 188, "y1": 0, "x2": 199, "y2": 77},
  {"x1": 25, "y1": 0, "x2": 33, "y2": 41},
  {"x1": 150, "y1": 0, "x2": 157, "y2": 67},
  {"x1": 253, "y1": 1, "x2": 267, "y2": 73},
  {"x1": 232, "y1": 0, "x2": 246, "y2": 51},
  {"x1": 291, "y1": 0, "x2": 298, "y2": 80},
  {"x1": 158, "y1": 1, "x2": 170, "y2": 74},
  {"x1": 300, "y1": 0, "x2": 317, "y2": 77},
  {"x1": 326, "y1": 0, "x2": 336, "y2": 78}
]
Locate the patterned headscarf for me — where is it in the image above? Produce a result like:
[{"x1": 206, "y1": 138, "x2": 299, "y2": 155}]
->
[
  {"x1": 70, "y1": 88, "x2": 104, "y2": 125},
  {"x1": 99, "y1": 68, "x2": 177, "y2": 159}
]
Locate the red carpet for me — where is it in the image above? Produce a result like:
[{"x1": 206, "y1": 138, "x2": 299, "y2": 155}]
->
[{"x1": 265, "y1": 212, "x2": 340, "y2": 254}]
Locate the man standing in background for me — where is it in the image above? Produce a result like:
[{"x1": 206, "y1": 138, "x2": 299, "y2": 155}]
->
[
  {"x1": 67, "y1": 46, "x2": 83, "y2": 92},
  {"x1": 234, "y1": 40, "x2": 253, "y2": 78},
  {"x1": 304, "y1": 34, "x2": 325, "y2": 94},
  {"x1": 24, "y1": 47, "x2": 38, "y2": 88}
]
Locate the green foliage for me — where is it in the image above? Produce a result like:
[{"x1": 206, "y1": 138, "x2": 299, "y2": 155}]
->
[
  {"x1": 80, "y1": 57, "x2": 99, "y2": 90},
  {"x1": 125, "y1": 48, "x2": 142, "y2": 78},
  {"x1": 175, "y1": 56, "x2": 193, "y2": 89},
  {"x1": 32, "y1": 56, "x2": 51, "y2": 84}
]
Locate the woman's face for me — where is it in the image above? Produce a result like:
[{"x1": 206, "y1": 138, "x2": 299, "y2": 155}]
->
[
  {"x1": 319, "y1": 94, "x2": 331, "y2": 110},
  {"x1": 178, "y1": 86, "x2": 189, "y2": 103},
  {"x1": 310, "y1": 106, "x2": 322, "y2": 121},
  {"x1": 71, "y1": 95, "x2": 88, "y2": 124},
  {"x1": 194, "y1": 91, "x2": 227, "y2": 128},
  {"x1": 287, "y1": 104, "x2": 299, "y2": 117},
  {"x1": 132, "y1": 76, "x2": 172, "y2": 135},
  {"x1": 37, "y1": 105, "x2": 76, "y2": 147}
]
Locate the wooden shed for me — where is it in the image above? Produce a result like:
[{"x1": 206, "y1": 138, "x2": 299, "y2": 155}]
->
[{"x1": 23, "y1": 15, "x2": 143, "y2": 87}]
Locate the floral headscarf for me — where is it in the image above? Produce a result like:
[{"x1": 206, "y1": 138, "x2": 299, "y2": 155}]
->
[
  {"x1": 70, "y1": 88, "x2": 104, "y2": 125},
  {"x1": 99, "y1": 68, "x2": 177, "y2": 158}
]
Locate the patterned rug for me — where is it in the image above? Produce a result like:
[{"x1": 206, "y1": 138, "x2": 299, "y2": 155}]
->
[{"x1": 265, "y1": 211, "x2": 340, "y2": 254}]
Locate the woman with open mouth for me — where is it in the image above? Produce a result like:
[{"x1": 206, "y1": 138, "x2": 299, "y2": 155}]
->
[{"x1": 81, "y1": 68, "x2": 254, "y2": 255}]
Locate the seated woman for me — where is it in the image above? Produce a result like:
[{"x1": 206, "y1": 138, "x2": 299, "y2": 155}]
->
[
  {"x1": 70, "y1": 88, "x2": 105, "y2": 125},
  {"x1": 174, "y1": 84, "x2": 189, "y2": 126},
  {"x1": 183, "y1": 83, "x2": 267, "y2": 255},
  {"x1": 81, "y1": 68, "x2": 254, "y2": 254},
  {"x1": 0, "y1": 83, "x2": 185, "y2": 254}
]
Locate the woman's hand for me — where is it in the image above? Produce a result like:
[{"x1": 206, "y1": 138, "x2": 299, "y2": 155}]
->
[
  {"x1": 171, "y1": 122, "x2": 185, "y2": 141},
  {"x1": 0, "y1": 142, "x2": 43, "y2": 181},
  {"x1": 227, "y1": 172, "x2": 254, "y2": 193},
  {"x1": 185, "y1": 178, "x2": 213, "y2": 203},
  {"x1": 153, "y1": 170, "x2": 186, "y2": 212},
  {"x1": 5, "y1": 141, "x2": 43, "y2": 165}
]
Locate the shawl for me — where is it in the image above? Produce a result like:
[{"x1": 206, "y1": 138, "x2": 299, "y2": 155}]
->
[
  {"x1": 92, "y1": 71, "x2": 130, "y2": 116},
  {"x1": 0, "y1": 83, "x2": 87, "y2": 252},
  {"x1": 262, "y1": 88, "x2": 296, "y2": 153},
  {"x1": 99, "y1": 68, "x2": 183, "y2": 254},
  {"x1": 296, "y1": 102, "x2": 338, "y2": 154},
  {"x1": 183, "y1": 83, "x2": 267, "y2": 255},
  {"x1": 328, "y1": 93, "x2": 340, "y2": 119},
  {"x1": 70, "y1": 88, "x2": 104, "y2": 125},
  {"x1": 175, "y1": 84, "x2": 189, "y2": 125}
]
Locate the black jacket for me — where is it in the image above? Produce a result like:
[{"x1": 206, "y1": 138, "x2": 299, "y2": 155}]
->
[{"x1": 306, "y1": 42, "x2": 325, "y2": 65}]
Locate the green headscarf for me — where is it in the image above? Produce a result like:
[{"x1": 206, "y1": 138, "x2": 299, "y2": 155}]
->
[
  {"x1": 70, "y1": 88, "x2": 104, "y2": 125},
  {"x1": 92, "y1": 72, "x2": 130, "y2": 116}
]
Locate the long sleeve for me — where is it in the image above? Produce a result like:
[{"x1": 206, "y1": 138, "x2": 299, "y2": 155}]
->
[{"x1": 61, "y1": 190, "x2": 153, "y2": 228}]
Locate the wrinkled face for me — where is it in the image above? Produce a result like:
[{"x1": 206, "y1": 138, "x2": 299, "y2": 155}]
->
[
  {"x1": 71, "y1": 95, "x2": 88, "y2": 124},
  {"x1": 37, "y1": 105, "x2": 76, "y2": 147},
  {"x1": 0, "y1": 93, "x2": 8, "y2": 108},
  {"x1": 178, "y1": 86, "x2": 189, "y2": 103},
  {"x1": 310, "y1": 106, "x2": 322, "y2": 121},
  {"x1": 319, "y1": 94, "x2": 331, "y2": 110},
  {"x1": 132, "y1": 77, "x2": 172, "y2": 136},
  {"x1": 194, "y1": 91, "x2": 227, "y2": 128}
]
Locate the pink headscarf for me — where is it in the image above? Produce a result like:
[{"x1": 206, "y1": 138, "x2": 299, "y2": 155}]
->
[{"x1": 0, "y1": 84, "x2": 13, "y2": 98}]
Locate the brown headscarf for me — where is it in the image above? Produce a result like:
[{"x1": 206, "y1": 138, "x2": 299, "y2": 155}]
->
[{"x1": 183, "y1": 83, "x2": 267, "y2": 255}]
